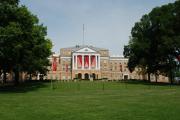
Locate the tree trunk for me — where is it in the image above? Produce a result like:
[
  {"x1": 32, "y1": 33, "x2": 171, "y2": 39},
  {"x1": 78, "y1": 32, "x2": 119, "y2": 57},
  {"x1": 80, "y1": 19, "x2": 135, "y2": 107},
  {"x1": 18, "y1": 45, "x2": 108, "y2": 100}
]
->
[
  {"x1": 29, "y1": 74, "x2": 32, "y2": 81},
  {"x1": 169, "y1": 71, "x2": 173, "y2": 85},
  {"x1": 148, "y1": 72, "x2": 151, "y2": 82},
  {"x1": 3, "y1": 70, "x2": 7, "y2": 84},
  {"x1": 14, "y1": 70, "x2": 19, "y2": 85},
  {"x1": 155, "y1": 73, "x2": 158, "y2": 83},
  {"x1": 168, "y1": 57, "x2": 174, "y2": 85}
]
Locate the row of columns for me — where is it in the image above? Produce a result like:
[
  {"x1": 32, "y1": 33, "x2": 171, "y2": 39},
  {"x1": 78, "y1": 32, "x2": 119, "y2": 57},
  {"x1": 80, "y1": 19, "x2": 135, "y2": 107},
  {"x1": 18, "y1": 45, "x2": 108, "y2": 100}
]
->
[{"x1": 72, "y1": 54, "x2": 100, "y2": 70}]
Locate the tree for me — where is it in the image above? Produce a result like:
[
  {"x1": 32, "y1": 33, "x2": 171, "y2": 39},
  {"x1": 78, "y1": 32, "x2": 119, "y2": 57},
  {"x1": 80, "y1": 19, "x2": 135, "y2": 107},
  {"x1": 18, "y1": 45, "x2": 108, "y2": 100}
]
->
[
  {"x1": 0, "y1": 0, "x2": 20, "y2": 83},
  {"x1": 0, "y1": 0, "x2": 19, "y2": 5},
  {"x1": 148, "y1": 1, "x2": 180, "y2": 83},
  {"x1": 125, "y1": 1, "x2": 180, "y2": 83},
  {"x1": 0, "y1": 1, "x2": 52, "y2": 84},
  {"x1": 123, "y1": 45, "x2": 131, "y2": 58},
  {"x1": 125, "y1": 14, "x2": 157, "y2": 82}
]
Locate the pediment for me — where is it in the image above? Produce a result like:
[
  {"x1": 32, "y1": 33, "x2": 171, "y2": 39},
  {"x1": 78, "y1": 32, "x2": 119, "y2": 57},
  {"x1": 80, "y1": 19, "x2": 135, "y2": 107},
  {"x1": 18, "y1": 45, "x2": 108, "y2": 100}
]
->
[{"x1": 75, "y1": 47, "x2": 96, "y2": 53}]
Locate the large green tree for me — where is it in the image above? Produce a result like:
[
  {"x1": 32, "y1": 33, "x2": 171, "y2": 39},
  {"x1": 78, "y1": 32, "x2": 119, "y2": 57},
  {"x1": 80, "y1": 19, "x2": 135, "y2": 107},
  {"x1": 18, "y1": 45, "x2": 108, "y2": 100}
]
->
[
  {"x1": 0, "y1": 0, "x2": 52, "y2": 84},
  {"x1": 124, "y1": 1, "x2": 180, "y2": 83}
]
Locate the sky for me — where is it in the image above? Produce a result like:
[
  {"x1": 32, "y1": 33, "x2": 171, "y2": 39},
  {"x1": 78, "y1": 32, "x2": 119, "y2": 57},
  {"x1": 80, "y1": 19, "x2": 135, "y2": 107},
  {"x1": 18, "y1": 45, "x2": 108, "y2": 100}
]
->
[{"x1": 20, "y1": 0, "x2": 176, "y2": 55}]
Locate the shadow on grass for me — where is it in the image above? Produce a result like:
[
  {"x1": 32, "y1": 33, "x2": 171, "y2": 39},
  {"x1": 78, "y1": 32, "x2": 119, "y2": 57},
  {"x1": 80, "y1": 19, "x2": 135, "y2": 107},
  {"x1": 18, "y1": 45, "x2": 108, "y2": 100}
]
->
[
  {"x1": 119, "y1": 79, "x2": 180, "y2": 86},
  {"x1": 0, "y1": 80, "x2": 50, "y2": 93}
]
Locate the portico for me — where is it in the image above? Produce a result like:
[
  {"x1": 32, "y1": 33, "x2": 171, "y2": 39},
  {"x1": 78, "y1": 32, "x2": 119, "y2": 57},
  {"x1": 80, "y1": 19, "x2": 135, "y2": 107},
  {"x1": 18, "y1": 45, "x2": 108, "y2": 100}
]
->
[
  {"x1": 72, "y1": 53, "x2": 100, "y2": 70},
  {"x1": 72, "y1": 47, "x2": 101, "y2": 80}
]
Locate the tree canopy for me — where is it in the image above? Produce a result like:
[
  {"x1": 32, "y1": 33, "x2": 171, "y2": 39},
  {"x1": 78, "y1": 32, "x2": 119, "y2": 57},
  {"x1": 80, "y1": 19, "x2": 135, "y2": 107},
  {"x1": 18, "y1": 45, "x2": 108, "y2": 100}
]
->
[
  {"x1": 124, "y1": 1, "x2": 180, "y2": 83},
  {"x1": 0, "y1": 0, "x2": 52, "y2": 84}
]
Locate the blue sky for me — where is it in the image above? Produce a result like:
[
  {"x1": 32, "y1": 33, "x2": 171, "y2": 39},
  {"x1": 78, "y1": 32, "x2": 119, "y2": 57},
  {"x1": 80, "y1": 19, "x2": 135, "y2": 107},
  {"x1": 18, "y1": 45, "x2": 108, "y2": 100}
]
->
[{"x1": 20, "y1": 0, "x2": 175, "y2": 55}]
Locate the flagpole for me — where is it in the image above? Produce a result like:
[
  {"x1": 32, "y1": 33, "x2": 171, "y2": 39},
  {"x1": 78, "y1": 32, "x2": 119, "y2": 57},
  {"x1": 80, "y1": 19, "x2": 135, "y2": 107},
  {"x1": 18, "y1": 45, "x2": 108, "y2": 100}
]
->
[{"x1": 83, "y1": 24, "x2": 84, "y2": 45}]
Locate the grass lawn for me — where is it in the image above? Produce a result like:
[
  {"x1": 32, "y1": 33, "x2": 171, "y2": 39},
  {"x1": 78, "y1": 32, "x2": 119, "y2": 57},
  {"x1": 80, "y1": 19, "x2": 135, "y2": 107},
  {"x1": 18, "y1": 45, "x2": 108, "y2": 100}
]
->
[{"x1": 0, "y1": 81, "x2": 180, "y2": 120}]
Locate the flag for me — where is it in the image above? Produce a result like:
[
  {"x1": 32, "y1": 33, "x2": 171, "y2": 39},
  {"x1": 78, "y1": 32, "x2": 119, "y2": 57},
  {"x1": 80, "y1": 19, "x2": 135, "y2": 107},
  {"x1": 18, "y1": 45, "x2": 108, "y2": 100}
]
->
[
  {"x1": 84, "y1": 56, "x2": 89, "y2": 68},
  {"x1": 91, "y1": 56, "x2": 96, "y2": 67},
  {"x1": 52, "y1": 57, "x2": 57, "y2": 71},
  {"x1": 77, "y1": 55, "x2": 82, "y2": 68}
]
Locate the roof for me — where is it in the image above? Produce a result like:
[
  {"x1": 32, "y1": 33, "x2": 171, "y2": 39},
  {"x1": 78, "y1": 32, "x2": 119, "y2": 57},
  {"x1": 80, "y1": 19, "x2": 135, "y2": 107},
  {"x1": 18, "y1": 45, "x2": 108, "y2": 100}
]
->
[
  {"x1": 110, "y1": 55, "x2": 128, "y2": 61},
  {"x1": 110, "y1": 55, "x2": 124, "y2": 58},
  {"x1": 61, "y1": 45, "x2": 108, "y2": 52}
]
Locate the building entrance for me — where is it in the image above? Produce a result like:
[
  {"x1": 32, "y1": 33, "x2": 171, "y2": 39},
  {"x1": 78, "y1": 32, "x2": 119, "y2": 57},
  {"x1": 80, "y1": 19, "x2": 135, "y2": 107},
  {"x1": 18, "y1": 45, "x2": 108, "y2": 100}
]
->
[
  {"x1": 84, "y1": 73, "x2": 89, "y2": 80},
  {"x1": 78, "y1": 73, "x2": 82, "y2": 79},
  {"x1": 92, "y1": 73, "x2": 96, "y2": 80},
  {"x1": 124, "y1": 75, "x2": 129, "y2": 80}
]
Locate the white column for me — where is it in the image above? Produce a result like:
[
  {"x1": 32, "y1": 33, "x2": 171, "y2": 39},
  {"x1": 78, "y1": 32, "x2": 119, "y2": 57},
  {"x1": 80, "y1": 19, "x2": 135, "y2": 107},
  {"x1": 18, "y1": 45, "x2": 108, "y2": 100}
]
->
[
  {"x1": 89, "y1": 55, "x2": 91, "y2": 70},
  {"x1": 98, "y1": 55, "x2": 100, "y2": 70},
  {"x1": 72, "y1": 54, "x2": 74, "y2": 70},
  {"x1": 82, "y1": 55, "x2": 84, "y2": 70},
  {"x1": 75, "y1": 55, "x2": 77, "y2": 70}
]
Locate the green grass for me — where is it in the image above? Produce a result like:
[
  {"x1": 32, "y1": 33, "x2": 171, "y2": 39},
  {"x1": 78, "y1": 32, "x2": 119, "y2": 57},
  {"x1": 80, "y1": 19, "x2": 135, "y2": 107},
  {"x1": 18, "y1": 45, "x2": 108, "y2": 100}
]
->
[{"x1": 0, "y1": 81, "x2": 180, "y2": 120}]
